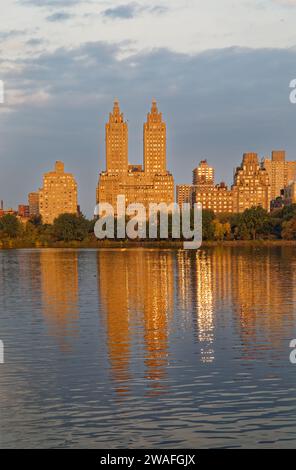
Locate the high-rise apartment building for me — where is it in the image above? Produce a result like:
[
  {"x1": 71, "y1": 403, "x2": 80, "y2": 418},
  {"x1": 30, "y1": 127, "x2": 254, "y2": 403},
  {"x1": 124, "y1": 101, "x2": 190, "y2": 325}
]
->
[
  {"x1": 18, "y1": 205, "x2": 30, "y2": 218},
  {"x1": 193, "y1": 182, "x2": 233, "y2": 214},
  {"x1": 28, "y1": 192, "x2": 39, "y2": 217},
  {"x1": 97, "y1": 100, "x2": 174, "y2": 212},
  {"x1": 178, "y1": 160, "x2": 233, "y2": 213},
  {"x1": 193, "y1": 160, "x2": 214, "y2": 188},
  {"x1": 232, "y1": 153, "x2": 271, "y2": 212},
  {"x1": 144, "y1": 99, "x2": 166, "y2": 175},
  {"x1": 39, "y1": 161, "x2": 78, "y2": 224},
  {"x1": 176, "y1": 185, "x2": 193, "y2": 206},
  {"x1": 262, "y1": 150, "x2": 296, "y2": 200},
  {"x1": 105, "y1": 99, "x2": 128, "y2": 176},
  {"x1": 283, "y1": 181, "x2": 296, "y2": 205}
]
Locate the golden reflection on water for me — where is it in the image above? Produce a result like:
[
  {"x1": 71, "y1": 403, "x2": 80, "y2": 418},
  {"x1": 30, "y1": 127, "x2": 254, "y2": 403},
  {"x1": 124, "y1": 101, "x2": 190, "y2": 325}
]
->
[
  {"x1": 38, "y1": 247, "x2": 296, "y2": 393},
  {"x1": 97, "y1": 250, "x2": 174, "y2": 395},
  {"x1": 40, "y1": 250, "x2": 79, "y2": 352}
]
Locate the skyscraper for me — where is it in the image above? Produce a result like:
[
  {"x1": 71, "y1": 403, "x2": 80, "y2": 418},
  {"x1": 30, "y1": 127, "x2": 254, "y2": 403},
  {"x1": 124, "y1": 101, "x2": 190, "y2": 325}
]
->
[
  {"x1": 39, "y1": 161, "x2": 78, "y2": 224},
  {"x1": 262, "y1": 150, "x2": 296, "y2": 200},
  {"x1": 106, "y1": 99, "x2": 128, "y2": 176},
  {"x1": 97, "y1": 100, "x2": 174, "y2": 212},
  {"x1": 144, "y1": 99, "x2": 166, "y2": 175},
  {"x1": 193, "y1": 160, "x2": 214, "y2": 188},
  {"x1": 28, "y1": 192, "x2": 39, "y2": 217},
  {"x1": 232, "y1": 153, "x2": 271, "y2": 212}
]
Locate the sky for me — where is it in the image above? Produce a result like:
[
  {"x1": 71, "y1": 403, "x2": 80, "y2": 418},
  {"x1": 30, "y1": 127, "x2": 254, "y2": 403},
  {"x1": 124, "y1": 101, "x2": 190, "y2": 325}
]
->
[{"x1": 1, "y1": 0, "x2": 296, "y2": 215}]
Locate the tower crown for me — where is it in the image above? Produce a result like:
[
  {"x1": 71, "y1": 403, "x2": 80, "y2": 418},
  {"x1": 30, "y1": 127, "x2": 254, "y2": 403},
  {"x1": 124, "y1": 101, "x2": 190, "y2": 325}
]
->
[{"x1": 109, "y1": 99, "x2": 124, "y2": 123}]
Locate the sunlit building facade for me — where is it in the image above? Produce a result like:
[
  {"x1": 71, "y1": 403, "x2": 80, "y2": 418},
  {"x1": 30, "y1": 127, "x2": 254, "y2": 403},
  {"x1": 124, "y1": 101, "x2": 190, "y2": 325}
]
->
[
  {"x1": 262, "y1": 150, "x2": 296, "y2": 201},
  {"x1": 232, "y1": 153, "x2": 271, "y2": 212},
  {"x1": 193, "y1": 182, "x2": 233, "y2": 214},
  {"x1": 28, "y1": 192, "x2": 40, "y2": 217},
  {"x1": 176, "y1": 184, "x2": 193, "y2": 206},
  {"x1": 193, "y1": 160, "x2": 214, "y2": 188},
  {"x1": 97, "y1": 100, "x2": 174, "y2": 212},
  {"x1": 39, "y1": 161, "x2": 78, "y2": 224}
]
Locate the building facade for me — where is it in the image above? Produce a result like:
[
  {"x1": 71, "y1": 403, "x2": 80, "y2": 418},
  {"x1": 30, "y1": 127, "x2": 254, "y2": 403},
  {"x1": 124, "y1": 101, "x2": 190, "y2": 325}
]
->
[
  {"x1": 262, "y1": 150, "x2": 296, "y2": 200},
  {"x1": 283, "y1": 181, "x2": 296, "y2": 205},
  {"x1": 18, "y1": 205, "x2": 30, "y2": 218},
  {"x1": 232, "y1": 153, "x2": 271, "y2": 212},
  {"x1": 28, "y1": 192, "x2": 39, "y2": 217},
  {"x1": 176, "y1": 185, "x2": 193, "y2": 206},
  {"x1": 193, "y1": 160, "x2": 214, "y2": 188},
  {"x1": 193, "y1": 182, "x2": 233, "y2": 214},
  {"x1": 39, "y1": 161, "x2": 78, "y2": 224},
  {"x1": 97, "y1": 100, "x2": 174, "y2": 213}
]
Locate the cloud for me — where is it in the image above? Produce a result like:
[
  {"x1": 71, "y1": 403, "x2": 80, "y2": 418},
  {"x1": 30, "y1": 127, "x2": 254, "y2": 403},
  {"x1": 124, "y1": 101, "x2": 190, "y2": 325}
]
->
[
  {"x1": 0, "y1": 30, "x2": 25, "y2": 40},
  {"x1": 20, "y1": 0, "x2": 83, "y2": 6},
  {"x1": 1, "y1": 42, "x2": 296, "y2": 215},
  {"x1": 26, "y1": 38, "x2": 46, "y2": 46},
  {"x1": 102, "y1": 3, "x2": 140, "y2": 19},
  {"x1": 101, "y1": 2, "x2": 168, "y2": 20},
  {"x1": 272, "y1": 0, "x2": 296, "y2": 5},
  {"x1": 46, "y1": 11, "x2": 73, "y2": 22}
]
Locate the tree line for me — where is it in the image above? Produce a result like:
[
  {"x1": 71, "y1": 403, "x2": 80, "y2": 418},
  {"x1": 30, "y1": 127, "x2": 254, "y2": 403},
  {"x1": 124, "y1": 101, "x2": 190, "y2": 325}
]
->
[{"x1": 1, "y1": 205, "x2": 296, "y2": 244}]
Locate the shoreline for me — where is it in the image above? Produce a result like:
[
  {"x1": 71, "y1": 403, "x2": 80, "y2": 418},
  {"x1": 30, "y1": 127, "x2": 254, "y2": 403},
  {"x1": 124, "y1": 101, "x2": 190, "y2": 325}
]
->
[{"x1": 1, "y1": 239, "x2": 296, "y2": 250}]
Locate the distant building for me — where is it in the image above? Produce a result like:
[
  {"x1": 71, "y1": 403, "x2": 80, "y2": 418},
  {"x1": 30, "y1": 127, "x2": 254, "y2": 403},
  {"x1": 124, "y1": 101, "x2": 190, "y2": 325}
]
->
[
  {"x1": 283, "y1": 181, "x2": 296, "y2": 205},
  {"x1": 193, "y1": 160, "x2": 214, "y2": 188},
  {"x1": 18, "y1": 205, "x2": 30, "y2": 218},
  {"x1": 28, "y1": 192, "x2": 39, "y2": 217},
  {"x1": 270, "y1": 195, "x2": 285, "y2": 211},
  {"x1": 176, "y1": 185, "x2": 193, "y2": 206},
  {"x1": 97, "y1": 100, "x2": 174, "y2": 212},
  {"x1": 232, "y1": 153, "x2": 271, "y2": 212},
  {"x1": 193, "y1": 182, "x2": 233, "y2": 214},
  {"x1": 262, "y1": 150, "x2": 296, "y2": 200},
  {"x1": 39, "y1": 161, "x2": 78, "y2": 224}
]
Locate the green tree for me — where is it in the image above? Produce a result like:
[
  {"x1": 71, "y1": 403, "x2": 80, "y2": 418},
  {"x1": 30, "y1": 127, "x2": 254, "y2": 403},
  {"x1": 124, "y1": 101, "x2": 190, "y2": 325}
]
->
[
  {"x1": 29, "y1": 214, "x2": 43, "y2": 226},
  {"x1": 52, "y1": 213, "x2": 90, "y2": 242},
  {"x1": 282, "y1": 218, "x2": 296, "y2": 240},
  {"x1": 239, "y1": 206, "x2": 270, "y2": 240},
  {"x1": 0, "y1": 214, "x2": 22, "y2": 238},
  {"x1": 202, "y1": 210, "x2": 215, "y2": 240}
]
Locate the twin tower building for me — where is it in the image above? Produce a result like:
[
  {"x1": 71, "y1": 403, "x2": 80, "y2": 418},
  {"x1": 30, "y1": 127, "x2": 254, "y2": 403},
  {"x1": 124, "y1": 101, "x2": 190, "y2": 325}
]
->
[
  {"x1": 96, "y1": 99, "x2": 174, "y2": 210},
  {"x1": 35, "y1": 100, "x2": 173, "y2": 225}
]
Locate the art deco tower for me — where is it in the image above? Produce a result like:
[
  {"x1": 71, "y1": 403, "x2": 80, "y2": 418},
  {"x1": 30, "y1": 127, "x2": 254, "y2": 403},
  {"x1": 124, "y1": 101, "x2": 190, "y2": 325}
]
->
[
  {"x1": 106, "y1": 99, "x2": 128, "y2": 175},
  {"x1": 144, "y1": 99, "x2": 167, "y2": 175},
  {"x1": 97, "y1": 99, "x2": 174, "y2": 210}
]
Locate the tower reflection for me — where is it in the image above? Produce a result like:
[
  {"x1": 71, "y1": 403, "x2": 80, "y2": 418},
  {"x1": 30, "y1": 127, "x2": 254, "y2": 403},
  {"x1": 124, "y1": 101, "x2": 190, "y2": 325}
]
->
[
  {"x1": 40, "y1": 250, "x2": 79, "y2": 352},
  {"x1": 97, "y1": 250, "x2": 173, "y2": 395}
]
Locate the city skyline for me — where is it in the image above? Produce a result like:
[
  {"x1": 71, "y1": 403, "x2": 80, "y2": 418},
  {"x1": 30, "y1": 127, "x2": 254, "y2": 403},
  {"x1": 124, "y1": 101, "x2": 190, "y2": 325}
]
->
[
  {"x1": 1, "y1": 99, "x2": 296, "y2": 219},
  {"x1": 1, "y1": 2, "x2": 296, "y2": 215}
]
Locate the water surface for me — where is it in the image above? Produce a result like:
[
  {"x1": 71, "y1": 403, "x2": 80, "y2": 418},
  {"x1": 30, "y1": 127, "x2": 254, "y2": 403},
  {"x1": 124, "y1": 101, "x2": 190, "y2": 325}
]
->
[{"x1": 0, "y1": 247, "x2": 295, "y2": 448}]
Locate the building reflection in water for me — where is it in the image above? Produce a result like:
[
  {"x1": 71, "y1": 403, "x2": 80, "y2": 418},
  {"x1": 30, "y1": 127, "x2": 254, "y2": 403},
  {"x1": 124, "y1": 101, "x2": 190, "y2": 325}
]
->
[
  {"x1": 177, "y1": 250, "x2": 215, "y2": 363},
  {"x1": 36, "y1": 246, "x2": 296, "y2": 394},
  {"x1": 229, "y1": 246, "x2": 296, "y2": 360},
  {"x1": 97, "y1": 250, "x2": 173, "y2": 396},
  {"x1": 40, "y1": 250, "x2": 79, "y2": 352}
]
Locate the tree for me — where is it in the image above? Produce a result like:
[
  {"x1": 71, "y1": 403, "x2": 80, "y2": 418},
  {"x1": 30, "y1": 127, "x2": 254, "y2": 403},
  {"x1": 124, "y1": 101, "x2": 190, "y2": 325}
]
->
[
  {"x1": 52, "y1": 213, "x2": 90, "y2": 242},
  {"x1": 29, "y1": 214, "x2": 43, "y2": 226},
  {"x1": 213, "y1": 219, "x2": 231, "y2": 241},
  {"x1": 280, "y1": 204, "x2": 296, "y2": 222},
  {"x1": 239, "y1": 206, "x2": 269, "y2": 240},
  {"x1": 202, "y1": 210, "x2": 215, "y2": 240},
  {"x1": 0, "y1": 214, "x2": 22, "y2": 238},
  {"x1": 282, "y1": 219, "x2": 296, "y2": 240}
]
